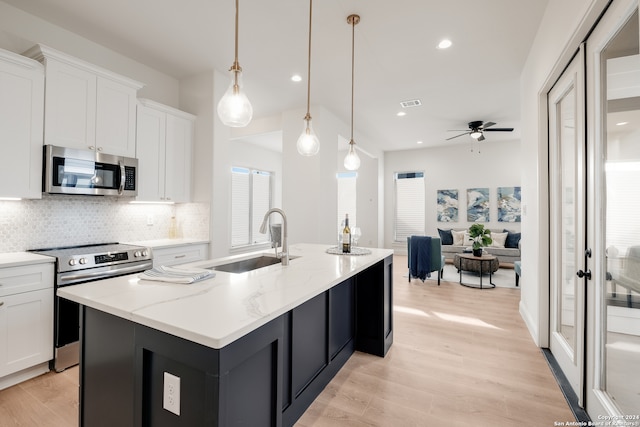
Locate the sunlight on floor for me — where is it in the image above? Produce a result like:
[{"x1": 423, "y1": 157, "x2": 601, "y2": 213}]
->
[
  {"x1": 433, "y1": 311, "x2": 503, "y2": 330},
  {"x1": 393, "y1": 305, "x2": 431, "y2": 317}
]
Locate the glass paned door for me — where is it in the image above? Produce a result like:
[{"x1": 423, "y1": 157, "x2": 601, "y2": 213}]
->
[
  {"x1": 586, "y1": 1, "x2": 640, "y2": 416},
  {"x1": 549, "y1": 46, "x2": 586, "y2": 404}
]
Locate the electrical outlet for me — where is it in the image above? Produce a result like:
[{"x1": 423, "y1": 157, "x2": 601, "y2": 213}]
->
[
  {"x1": 163, "y1": 372, "x2": 180, "y2": 416},
  {"x1": 147, "y1": 215, "x2": 154, "y2": 226}
]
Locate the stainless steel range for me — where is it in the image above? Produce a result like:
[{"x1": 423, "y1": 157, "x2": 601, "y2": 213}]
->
[{"x1": 30, "y1": 243, "x2": 153, "y2": 372}]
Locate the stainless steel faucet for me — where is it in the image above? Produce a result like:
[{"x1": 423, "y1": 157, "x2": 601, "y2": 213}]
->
[{"x1": 259, "y1": 208, "x2": 289, "y2": 266}]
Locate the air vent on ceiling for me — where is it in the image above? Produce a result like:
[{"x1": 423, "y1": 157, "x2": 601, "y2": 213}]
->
[{"x1": 400, "y1": 99, "x2": 422, "y2": 108}]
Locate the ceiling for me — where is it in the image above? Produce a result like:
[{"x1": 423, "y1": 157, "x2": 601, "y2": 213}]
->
[{"x1": 2, "y1": 0, "x2": 550, "y2": 152}]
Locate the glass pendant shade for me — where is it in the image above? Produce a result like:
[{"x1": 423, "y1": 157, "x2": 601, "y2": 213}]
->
[
  {"x1": 470, "y1": 130, "x2": 482, "y2": 139},
  {"x1": 297, "y1": 115, "x2": 320, "y2": 156},
  {"x1": 344, "y1": 141, "x2": 361, "y2": 170},
  {"x1": 217, "y1": 67, "x2": 253, "y2": 127}
]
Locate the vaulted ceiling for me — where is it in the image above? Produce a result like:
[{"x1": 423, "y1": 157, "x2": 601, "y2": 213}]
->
[{"x1": 2, "y1": 0, "x2": 549, "y2": 152}]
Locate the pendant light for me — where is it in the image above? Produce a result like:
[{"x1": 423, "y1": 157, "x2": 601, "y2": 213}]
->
[
  {"x1": 344, "y1": 14, "x2": 361, "y2": 171},
  {"x1": 217, "y1": 0, "x2": 253, "y2": 127},
  {"x1": 296, "y1": 0, "x2": 320, "y2": 156}
]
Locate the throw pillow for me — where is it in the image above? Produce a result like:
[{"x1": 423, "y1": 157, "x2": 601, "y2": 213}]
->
[
  {"x1": 451, "y1": 230, "x2": 465, "y2": 246},
  {"x1": 491, "y1": 232, "x2": 508, "y2": 248},
  {"x1": 438, "y1": 228, "x2": 453, "y2": 245},
  {"x1": 504, "y1": 229, "x2": 522, "y2": 248},
  {"x1": 463, "y1": 232, "x2": 473, "y2": 246}
]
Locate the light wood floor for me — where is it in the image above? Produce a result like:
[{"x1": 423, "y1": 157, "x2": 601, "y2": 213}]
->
[{"x1": 0, "y1": 255, "x2": 573, "y2": 426}]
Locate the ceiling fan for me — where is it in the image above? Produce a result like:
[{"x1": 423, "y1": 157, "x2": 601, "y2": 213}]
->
[{"x1": 446, "y1": 121, "x2": 514, "y2": 142}]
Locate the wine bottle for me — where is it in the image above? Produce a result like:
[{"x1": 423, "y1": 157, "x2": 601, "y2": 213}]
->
[{"x1": 342, "y1": 214, "x2": 351, "y2": 253}]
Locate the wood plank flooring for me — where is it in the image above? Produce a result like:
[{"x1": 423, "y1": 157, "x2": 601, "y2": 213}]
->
[{"x1": 0, "y1": 255, "x2": 573, "y2": 426}]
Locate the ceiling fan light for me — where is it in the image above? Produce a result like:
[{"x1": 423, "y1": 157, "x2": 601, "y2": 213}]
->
[{"x1": 470, "y1": 130, "x2": 482, "y2": 139}]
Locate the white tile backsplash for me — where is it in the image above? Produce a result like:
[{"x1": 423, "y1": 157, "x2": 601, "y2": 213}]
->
[{"x1": 0, "y1": 195, "x2": 209, "y2": 253}]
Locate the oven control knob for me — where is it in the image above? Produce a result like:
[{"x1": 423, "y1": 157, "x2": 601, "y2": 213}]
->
[
  {"x1": 134, "y1": 251, "x2": 141, "y2": 257},
  {"x1": 142, "y1": 250, "x2": 149, "y2": 257},
  {"x1": 68, "y1": 259, "x2": 76, "y2": 266},
  {"x1": 79, "y1": 258, "x2": 87, "y2": 265}
]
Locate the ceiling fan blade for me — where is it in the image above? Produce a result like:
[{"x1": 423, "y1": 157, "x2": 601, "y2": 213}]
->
[
  {"x1": 481, "y1": 121, "x2": 496, "y2": 129},
  {"x1": 446, "y1": 132, "x2": 470, "y2": 141},
  {"x1": 484, "y1": 127, "x2": 514, "y2": 132}
]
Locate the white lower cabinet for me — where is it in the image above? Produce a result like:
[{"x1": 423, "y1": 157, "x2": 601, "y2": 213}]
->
[
  {"x1": 152, "y1": 243, "x2": 209, "y2": 267},
  {"x1": 0, "y1": 263, "x2": 54, "y2": 388}
]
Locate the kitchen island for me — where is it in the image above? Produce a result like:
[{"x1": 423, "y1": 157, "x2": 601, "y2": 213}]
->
[{"x1": 58, "y1": 243, "x2": 393, "y2": 426}]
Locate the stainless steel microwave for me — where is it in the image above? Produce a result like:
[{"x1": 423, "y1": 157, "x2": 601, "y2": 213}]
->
[{"x1": 43, "y1": 145, "x2": 138, "y2": 196}]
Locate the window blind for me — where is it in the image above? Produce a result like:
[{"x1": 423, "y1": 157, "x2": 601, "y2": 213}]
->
[
  {"x1": 606, "y1": 161, "x2": 640, "y2": 255},
  {"x1": 231, "y1": 167, "x2": 272, "y2": 247},
  {"x1": 394, "y1": 172, "x2": 425, "y2": 242},
  {"x1": 231, "y1": 167, "x2": 250, "y2": 246},
  {"x1": 252, "y1": 171, "x2": 271, "y2": 244}
]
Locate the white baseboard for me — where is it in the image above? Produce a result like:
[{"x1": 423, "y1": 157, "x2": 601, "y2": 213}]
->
[
  {"x1": 0, "y1": 362, "x2": 50, "y2": 391},
  {"x1": 520, "y1": 299, "x2": 541, "y2": 346}
]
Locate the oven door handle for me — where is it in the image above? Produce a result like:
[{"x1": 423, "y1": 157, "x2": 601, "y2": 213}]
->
[
  {"x1": 118, "y1": 160, "x2": 125, "y2": 195},
  {"x1": 58, "y1": 261, "x2": 153, "y2": 287}
]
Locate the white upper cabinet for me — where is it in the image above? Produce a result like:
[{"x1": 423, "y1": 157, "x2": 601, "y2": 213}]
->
[
  {"x1": 136, "y1": 99, "x2": 195, "y2": 203},
  {"x1": 0, "y1": 48, "x2": 44, "y2": 199},
  {"x1": 25, "y1": 44, "x2": 143, "y2": 157}
]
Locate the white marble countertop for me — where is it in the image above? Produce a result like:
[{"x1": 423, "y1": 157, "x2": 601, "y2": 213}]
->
[
  {"x1": 0, "y1": 252, "x2": 56, "y2": 268},
  {"x1": 58, "y1": 243, "x2": 393, "y2": 349}
]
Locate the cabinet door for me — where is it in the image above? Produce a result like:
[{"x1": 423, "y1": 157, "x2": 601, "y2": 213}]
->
[
  {"x1": 291, "y1": 292, "x2": 327, "y2": 397},
  {"x1": 0, "y1": 288, "x2": 54, "y2": 377},
  {"x1": 152, "y1": 244, "x2": 208, "y2": 267},
  {"x1": 135, "y1": 105, "x2": 166, "y2": 201},
  {"x1": 44, "y1": 59, "x2": 97, "y2": 150},
  {"x1": 0, "y1": 53, "x2": 44, "y2": 199},
  {"x1": 164, "y1": 114, "x2": 193, "y2": 203},
  {"x1": 96, "y1": 78, "x2": 137, "y2": 157}
]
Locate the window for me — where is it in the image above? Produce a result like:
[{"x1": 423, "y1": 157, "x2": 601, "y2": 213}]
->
[
  {"x1": 337, "y1": 172, "x2": 357, "y2": 232},
  {"x1": 231, "y1": 167, "x2": 272, "y2": 247},
  {"x1": 394, "y1": 171, "x2": 425, "y2": 242}
]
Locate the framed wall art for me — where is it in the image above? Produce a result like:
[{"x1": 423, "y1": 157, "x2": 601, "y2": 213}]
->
[
  {"x1": 437, "y1": 189, "x2": 459, "y2": 222},
  {"x1": 467, "y1": 188, "x2": 490, "y2": 222},
  {"x1": 498, "y1": 186, "x2": 521, "y2": 222}
]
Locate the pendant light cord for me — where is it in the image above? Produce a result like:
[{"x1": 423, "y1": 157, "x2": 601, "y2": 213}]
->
[
  {"x1": 350, "y1": 17, "x2": 354, "y2": 141},
  {"x1": 349, "y1": 15, "x2": 359, "y2": 142},
  {"x1": 305, "y1": 0, "x2": 313, "y2": 117},
  {"x1": 234, "y1": 0, "x2": 239, "y2": 66}
]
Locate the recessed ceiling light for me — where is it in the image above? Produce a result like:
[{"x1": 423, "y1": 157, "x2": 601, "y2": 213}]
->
[
  {"x1": 437, "y1": 39, "x2": 452, "y2": 49},
  {"x1": 417, "y1": 141, "x2": 423, "y2": 144},
  {"x1": 616, "y1": 121, "x2": 629, "y2": 126},
  {"x1": 397, "y1": 111, "x2": 406, "y2": 117},
  {"x1": 291, "y1": 74, "x2": 302, "y2": 82}
]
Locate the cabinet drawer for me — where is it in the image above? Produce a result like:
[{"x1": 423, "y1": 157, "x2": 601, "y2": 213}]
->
[
  {"x1": 152, "y1": 244, "x2": 208, "y2": 267},
  {"x1": 0, "y1": 264, "x2": 54, "y2": 297}
]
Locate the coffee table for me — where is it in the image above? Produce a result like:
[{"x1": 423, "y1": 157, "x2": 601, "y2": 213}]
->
[{"x1": 453, "y1": 253, "x2": 499, "y2": 289}]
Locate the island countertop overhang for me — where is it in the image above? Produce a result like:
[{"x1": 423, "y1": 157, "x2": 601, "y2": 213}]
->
[{"x1": 57, "y1": 243, "x2": 393, "y2": 349}]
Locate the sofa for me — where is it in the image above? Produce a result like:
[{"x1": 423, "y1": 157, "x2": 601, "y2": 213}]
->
[{"x1": 438, "y1": 228, "x2": 521, "y2": 265}]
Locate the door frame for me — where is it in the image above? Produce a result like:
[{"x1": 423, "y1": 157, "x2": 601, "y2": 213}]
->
[
  {"x1": 584, "y1": 0, "x2": 639, "y2": 417},
  {"x1": 547, "y1": 44, "x2": 587, "y2": 406}
]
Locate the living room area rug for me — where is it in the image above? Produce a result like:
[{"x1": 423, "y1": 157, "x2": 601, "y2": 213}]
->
[{"x1": 405, "y1": 263, "x2": 520, "y2": 289}]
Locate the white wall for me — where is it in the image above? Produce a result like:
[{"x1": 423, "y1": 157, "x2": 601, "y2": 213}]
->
[
  {"x1": 282, "y1": 106, "x2": 382, "y2": 247},
  {"x1": 519, "y1": 0, "x2": 610, "y2": 346},
  {"x1": 383, "y1": 140, "x2": 522, "y2": 250},
  {"x1": 0, "y1": 2, "x2": 180, "y2": 106}
]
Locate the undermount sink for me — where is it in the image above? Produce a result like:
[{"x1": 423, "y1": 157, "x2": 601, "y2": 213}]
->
[{"x1": 210, "y1": 255, "x2": 298, "y2": 274}]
